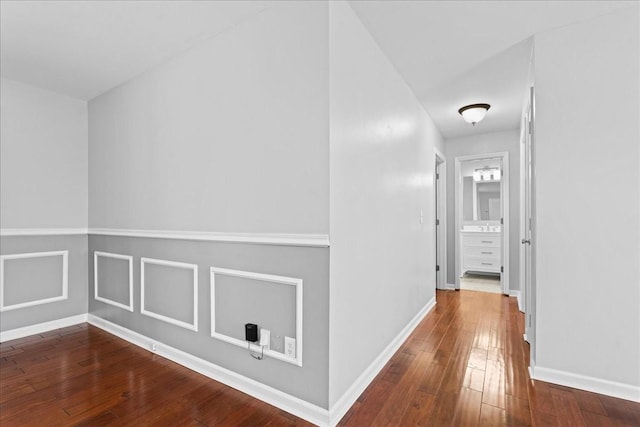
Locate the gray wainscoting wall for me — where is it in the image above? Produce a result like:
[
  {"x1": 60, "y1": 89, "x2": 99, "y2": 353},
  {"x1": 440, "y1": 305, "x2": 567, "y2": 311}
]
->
[
  {"x1": 0, "y1": 235, "x2": 88, "y2": 331},
  {"x1": 88, "y1": 235, "x2": 330, "y2": 409}
]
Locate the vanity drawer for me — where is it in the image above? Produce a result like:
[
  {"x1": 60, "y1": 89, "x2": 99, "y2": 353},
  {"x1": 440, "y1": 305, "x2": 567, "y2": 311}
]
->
[
  {"x1": 462, "y1": 234, "x2": 501, "y2": 247},
  {"x1": 463, "y1": 246, "x2": 500, "y2": 260},
  {"x1": 464, "y1": 257, "x2": 501, "y2": 273}
]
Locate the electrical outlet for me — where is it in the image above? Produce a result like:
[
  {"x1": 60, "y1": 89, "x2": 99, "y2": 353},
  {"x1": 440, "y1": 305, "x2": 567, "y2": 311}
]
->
[
  {"x1": 284, "y1": 337, "x2": 296, "y2": 358},
  {"x1": 151, "y1": 343, "x2": 157, "y2": 352},
  {"x1": 259, "y1": 329, "x2": 270, "y2": 349}
]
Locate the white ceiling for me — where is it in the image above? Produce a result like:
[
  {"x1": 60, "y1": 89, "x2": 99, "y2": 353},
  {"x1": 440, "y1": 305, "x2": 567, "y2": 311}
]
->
[
  {"x1": 1, "y1": 0, "x2": 636, "y2": 137},
  {"x1": 349, "y1": 0, "x2": 636, "y2": 138},
  {"x1": 0, "y1": 0, "x2": 275, "y2": 100}
]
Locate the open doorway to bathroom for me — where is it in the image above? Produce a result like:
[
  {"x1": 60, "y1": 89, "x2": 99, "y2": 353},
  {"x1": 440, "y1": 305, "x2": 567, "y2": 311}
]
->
[{"x1": 454, "y1": 152, "x2": 510, "y2": 294}]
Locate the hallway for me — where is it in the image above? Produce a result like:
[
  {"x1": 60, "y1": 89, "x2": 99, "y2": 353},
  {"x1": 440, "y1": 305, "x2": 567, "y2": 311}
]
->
[{"x1": 339, "y1": 290, "x2": 640, "y2": 426}]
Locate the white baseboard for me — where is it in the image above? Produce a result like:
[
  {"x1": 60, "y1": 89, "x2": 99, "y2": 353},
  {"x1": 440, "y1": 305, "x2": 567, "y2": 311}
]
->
[
  {"x1": 0, "y1": 313, "x2": 88, "y2": 342},
  {"x1": 445, "y1": 283, "x2": 456, "y2": 290},
  {"x1": 86, "y1": 315, "x2": 330, "y2": 426},
  {"x1": 509, "y1": 290, "x2": 523, "y2": 312},
  {"x1": 531, "y1": 365, "x2": 640, "y2": 403},
  {"x1": 328, "y1": 297, "x2": 437, "y2": 426}
]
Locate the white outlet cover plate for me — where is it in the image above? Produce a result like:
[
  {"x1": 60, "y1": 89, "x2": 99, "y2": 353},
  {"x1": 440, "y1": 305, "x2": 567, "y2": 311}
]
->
[
  {"x1": 284, "y1": 336, "x2": 295, "y2": 358},
  {"x1": 260, "y1": 329, "x2": 270, "y2": 349}
]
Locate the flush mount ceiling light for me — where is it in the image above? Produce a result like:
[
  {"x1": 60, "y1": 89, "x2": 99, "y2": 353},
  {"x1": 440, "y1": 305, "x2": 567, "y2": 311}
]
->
[{"x1": 458, "y1": 103, "x2": 491, "y2": 126}]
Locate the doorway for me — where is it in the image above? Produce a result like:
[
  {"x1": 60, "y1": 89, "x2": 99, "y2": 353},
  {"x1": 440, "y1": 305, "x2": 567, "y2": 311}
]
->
[
  {"x1": 434, "y1": 148, "x2": 447, "y2": 290},
  {"x1": 454, "y1": 152, "x2": 510, "y2": 294}
]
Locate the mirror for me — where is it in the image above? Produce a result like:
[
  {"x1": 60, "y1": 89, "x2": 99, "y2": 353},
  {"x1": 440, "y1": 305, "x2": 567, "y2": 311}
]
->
[
  {"x1": 461, "y1": 159, "x2": 502, "y2": 222},
  {"x1": 476, "y1": 182, "x2": 500, "y2": 220}
]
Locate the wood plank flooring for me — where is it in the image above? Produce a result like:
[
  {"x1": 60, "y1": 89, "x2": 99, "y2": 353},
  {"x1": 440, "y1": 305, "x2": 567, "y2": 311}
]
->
[
  {"x1": 1, "y1": 290, "x2": 639, "y2": 426},
  {"x1": 340, "y1": 290, "x2": 640, "y2": 426},
  {"x1": 0, "y1": 324, "x2": 312, "y2": 426}
]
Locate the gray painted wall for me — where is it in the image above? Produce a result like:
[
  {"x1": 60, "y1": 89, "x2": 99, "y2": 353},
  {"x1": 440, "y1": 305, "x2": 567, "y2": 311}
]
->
[
  {"x1": 0, "y1": 78, "x2": 88, "y2": 229},
  {"x1": 89, "y1": 235, "x2": 330, "y2": 408},
  {"x1": 88, "y1": 2, "x2": 329, "y2": 234},
  {"x1": 0, "y1": 235, "x2": 88, "y2": 331},
  {"x1": 444, "y1": 129, "x2": 520, "y2": 290}
]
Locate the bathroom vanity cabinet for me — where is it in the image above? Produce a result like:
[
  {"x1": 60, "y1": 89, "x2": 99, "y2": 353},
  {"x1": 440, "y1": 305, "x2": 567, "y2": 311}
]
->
[{"x1": 461, "y1": 231, "x2": 501, "y2": 275}]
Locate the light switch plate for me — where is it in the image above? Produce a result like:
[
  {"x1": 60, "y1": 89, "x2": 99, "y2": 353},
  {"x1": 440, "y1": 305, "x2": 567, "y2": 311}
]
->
[{"x1": 284, "y1": 336, "x2": 296, "y2": 358}]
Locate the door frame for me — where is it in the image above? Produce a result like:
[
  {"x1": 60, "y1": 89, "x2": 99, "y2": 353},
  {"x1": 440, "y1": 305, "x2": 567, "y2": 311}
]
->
[
  {"x1": 434, "y1": 147, "x2": 447, "y2": 290},
  {"x1": 454, "y1": 151, "x2": 510, "y2": 294}
]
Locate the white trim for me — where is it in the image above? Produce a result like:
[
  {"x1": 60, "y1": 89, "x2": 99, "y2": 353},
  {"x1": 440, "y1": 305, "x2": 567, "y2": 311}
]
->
[
  {"x1": 0, "y1": 250, "x2": 69, "y2": 311},
  {"x1": 446, "y1": 283, "x2": 457, "y2": 290},
  {"x1": 328, "y1": 297, "x2": 437, "y2": 426},
  {"x1": 0, "y1": 228, "x2": 330, "y2": 247},
  {"x1": 0, "y1": 228, "x2": 88, "y2": 236},
  {"x1": 519, "y1": 118, "x2": 527, "y2": 324},
  {"x1": 434, "y1": 147, "x2": 447, "y2": 290},
  {"x1": 94, "y1": 251, "x2": 134, "y2": 312},
  {"x1": 0, "y1": 313, "x2": 87, "y2": 342},
  {"x1": 89, "y1": 228, "x2": 329, "y2": 248},
  {"x1": 509, "y1": 290, "x2": 523, "y2": 312},
  {"x1": 141, "y1": 257, "x2": 198, "y2": 332},
  {"x1": 86, "y1": 314, "x2": 330, "y2": 426},
  {"x1": 454, "y1": 152, "x2": 510, "y2": 294},
  {"x1": 210, "y1": 267, "x2": 303, "y2": 367},
  {"x1": 530, "y1": 365, "x2": 640, "y2": 403}
]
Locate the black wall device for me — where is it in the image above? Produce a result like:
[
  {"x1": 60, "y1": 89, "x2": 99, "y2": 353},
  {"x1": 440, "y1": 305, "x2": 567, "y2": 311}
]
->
[{"x1": 245, "y1": 323, "x2": 258, "y2": 342}]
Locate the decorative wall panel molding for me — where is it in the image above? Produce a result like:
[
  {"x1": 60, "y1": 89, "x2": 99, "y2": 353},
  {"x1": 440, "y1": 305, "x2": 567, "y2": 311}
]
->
[
  {"x1": 141, "y1": 257, "x2": 198, "y2": 331},
  {"x1": 89, "y1": 228, "x2": 329, "y2": 247},
  {"x1": 94, "y1": 251, "x2": 134, "y2": 312},
  {"x1": 0, "y1": 250, "x2": 69, "y2": 311},
  {"x1": 1, "y1": 228, "x2": 330, "y2": 247},
  {"x1": 0, "y1": 228, "x2": 87, "y2": 236},
  {"x1": 210, "y1": 267, "x2": 303, "y2": 366}
]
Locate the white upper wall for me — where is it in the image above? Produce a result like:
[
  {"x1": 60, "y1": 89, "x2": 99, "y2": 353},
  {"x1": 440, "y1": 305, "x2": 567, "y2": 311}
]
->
[
  {"x1": 444, "y1": 129, "x2": 520, "y2": 289},
  {"x1": 534, "y1": 7, "x2": 639, "y2": 393},
  {"x1": 88, "y1": 2, "x2": 329, "y2": 234},
  {"x1": 0, "y1": 78, "x2": 88, "y2": 229},
  {"x1": 329, "y1": 0, "x2": 443, "y2": 407}
]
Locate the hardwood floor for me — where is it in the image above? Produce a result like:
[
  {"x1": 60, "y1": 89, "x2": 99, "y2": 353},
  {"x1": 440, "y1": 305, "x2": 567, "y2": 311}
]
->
[
  {"x1": 1, "y1": 290, "x2": 639, "y2": 426},
  {"x1": 340, "y1": 290, "x2": 640, "y2": 426},
  {"x1": 0, "y1": 324, "x2": 312, "y2": 426}
]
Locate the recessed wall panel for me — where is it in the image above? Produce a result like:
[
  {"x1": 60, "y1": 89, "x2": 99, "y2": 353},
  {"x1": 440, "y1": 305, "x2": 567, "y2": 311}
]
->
[
  {"x1": 211, "y1": 267, "x2": 303, "y2": 366},
  {"x1": 215, "y1": 273, "x2": 296, "y2": 345},
  {"x1": 94, "y1": 252, "x2": 133, "y2": 311},
  {"x1": 141, "y1": 258, "x2": 197, "y2": 331},
  {"x1": 1, "y1": 251, "x2": 68, "y2": 311}
]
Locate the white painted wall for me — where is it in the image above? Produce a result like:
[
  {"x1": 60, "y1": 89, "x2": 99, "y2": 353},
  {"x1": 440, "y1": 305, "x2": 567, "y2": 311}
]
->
[
  {"x1": 329, "y1": 1, "x2": 443, "y2": 407},
  {"x1": 444, "y1": 130, "x2": 520, "y2": 289},
  {"x1": 534, "y1": 7, "x2": 639, "y2": 394},
  {"x1": 88, "y1": 2, "x2": 328, "y2": 234},
  {"x1": 1, "y1": 78, "x2": 88, "y2": 229}
]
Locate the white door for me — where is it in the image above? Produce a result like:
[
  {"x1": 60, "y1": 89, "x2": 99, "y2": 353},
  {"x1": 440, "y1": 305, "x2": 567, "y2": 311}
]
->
[
  {"x1": 434, "y1": 151, "x2": 446, "y2": 290},
  {"x1": 523, "y1": 87, "x2": 536, "y2": 361}
]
